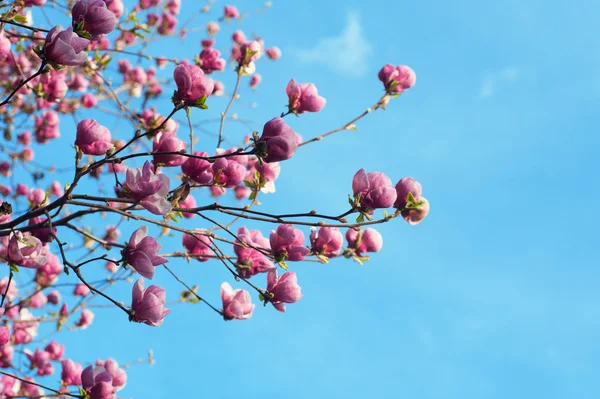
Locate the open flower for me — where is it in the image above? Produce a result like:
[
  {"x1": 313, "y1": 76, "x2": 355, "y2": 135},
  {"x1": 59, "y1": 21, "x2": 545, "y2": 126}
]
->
[
  {"x1": 122, "y1": 161, "x2": 172, "y2": 215},
  {"x1": 124, "y1": 226, "x2": 167, "y2": 279},
  {"x1": 43, "y1": 25, "x2": 89, "y2": 66},
  {"x1": 130, "y1": 278, "x2": 170, "y2": 326},
  {"x1": 220, "y1": 282, "x2": 254, "y2": 320}
]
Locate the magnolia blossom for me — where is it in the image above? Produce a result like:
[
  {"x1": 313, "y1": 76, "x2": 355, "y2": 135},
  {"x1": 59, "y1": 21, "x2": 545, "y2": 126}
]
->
[
  {"x1": 211, "y1": 158, "x2": 245, "y2": 187},
  {"x1": 234, "y1": 227, "x2": 274, "y2": 278},
  {"x1": 173, "y1": 61, "x2": 214, "y2": 105},
  {"x1": 346, "y1": 228, "x2": 383, "y2": 255},
  {"x1": 72, "y1": 0, "x2": 118, "y2": 40},
  {"x1": 266, "y1": 47, "x2": 281, "y2": 60},
  {"x1": 266, "y1": 270, "x2": 302, "y2": 312},
  {"x1": 124, "y1": 225, "x2": 167, "y2": 279},
  {"x1": 122, "y1": 161, "x2": 172, "y2": 215},
  {"x1": 61, "y1": 359, "x2": 83, "y2": 386},
  {"x1": 224, "y1": 5, "x2": 240, "y2": 19},
  {"x1": 286, "y1": 79, "x2": 326, "y2": 114},
  {"x1": 75, "y1": 119, "x2": 113, "y2": 155},
  {"x1": 131, "y1": 278, "x2": 170, "y2": 326},
  {"x1": 5, "y1": 232, "x2": 47, "y2": 269},
  {"x1": 43, "y1": 25, "x2": 89, "y2": 66},
  {"x1": 220, "y1": 282, "x2": 255, "y2": 320},
  {"x1": 310, "y1": 227, "x2": 344, "y2": 258},
  {"x1": 181, "y1": 152, "x2": 212, "y2": 184},
  {"x1": 152, "y1": 132, "x2": 186, "y2": 167},
  {"x1": 270, "y1": 224, "x2": 309, "y2": 262},
  {"x1": 394, "y1": 177, "x2": 430, "y2": 225},
  {"x1": 82, "y1": 365, "x2": 116, "y2": 399},
  {"x1": 95, "y1": 358, "x2": 127, "y2": 391},
  {"x1": 257, "y1": 117, "x2": 297, "y2": 163},
  {"x1": 77, "y1": 309, "x2": 95, "y2": 329},
  {"x1": 378, "y1": 64, "x2": 416, "y2": 93},
  {"x1": 0, "y1": 327, "x2": 10, "y2": 347},
  {"x1": 182, "y1": 230, "x2": 213, "y2": 261},
  {"x1": 352, "y1": 169, "x2": 397, "y2": 209}
]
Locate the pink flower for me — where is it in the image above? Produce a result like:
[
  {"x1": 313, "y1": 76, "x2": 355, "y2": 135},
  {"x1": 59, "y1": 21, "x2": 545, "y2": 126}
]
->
[
  {"x1": 310, "y1": 227, "x2": 343, "y2": 258},
  {"x1": 103, "y1": 225, "x2": 120, "y2": 243},
  {"x1": 269, "y1": 224, "x2": 309, "y2": 262},
  {"x1": 72, "y1": 0, "x2": 118, "y2": 40},
  {"x1": 206, "y1": 21, "x2": 219, "y2": 35},
  {"x1": 75, "y1": 119, "x2": 113, "y2": 155},
  {"x1": 104, "y1": 0, "x2": 123, "y2": 17},
  {"x1": 61, "y1": 359, "x2": 83, "y2": 386},
  {"x1": 47, "y1": 290, "x2": 61, "y2": 304},
  {"x1": 95, "y1": 358, "x2": 127, "y2": 391},
  {"x1": 224, "y1": 5, "x2": 240, "y2": 19},
  {"x1": 232, "y1": 30, "x2": 246, "y2": 45},
  {"x1": 29, "y1": 291, "x2": 47, "y2": 308},
  {"x1": 0, "y1": 343, "x2": 14, "y2": 367},
  {"x1": 0, "y1": 327, "x2": 10, "y2": 347},
  {"x1": 152, "y1": 132, "x2": 186, "y2": 167},
  {"x1": 237, "y1": 40, "x2": 262, "y2": 67},
  {"x1": 249, "y1": 73, "x2": 261, "y2": 89},
  {"x1": 124, "y1": 225, "x2": 167, "y2": 279},
  {"x1": 182, "y1": 230, "x2": 213, "y2": 261},
  {"x1": 43, "y1": 25, "x2": 90, "y2": 66},
  {"x1": 266, "y1": 47, "x2": 281, "y2": 60},
  {"x1": 286, "y1": 79, "x2": 326, "y2": 114},
  {"x1": 122, "y1": 161, "x2": 172, "y2": 215},
  {"x1": 82, "y1": 365, "x2": 116, "y2": 399},
  {"x1": 34, "y1": 111, "x2": 60, "y2": 143},
  {"x1": 177, "y1": 194, "x2": 196, "y2": 218},
  {"x1": 50, "y1": 180, "x2": 64, "y2": 196},
  {"x1": 130, "y1": 278, "x2": 170, "y2": 326},
  {"x1": 211, "y1": 158, "x2": 245, "y2": 187},
  {"x1": 74, "y1": 283, "x2": 90, "y2": 297},
  {"x1": 198, "y1": 47, "x2": 226, "y2": 74},
  {"x1": 45, "y1": 341, "x2": 64, "y2": 360},
  {"x1": 28, "y1": 216, "x2": 56, "y2": 243},
  {"x1": 181, "y1": 151, "x2": 212, "y2": 184},
  {"x1": 17, "y1": 130, "x2": 32, "y2": 145},
  {"x1": 28, "y1": 188, "x2": 47, "y2": 207},
  {"x1": 257, "y1": 117, "x2": 297, "y2": 163},
  {"x1": 378, "y1": 64, "x2": 416, "y2": 93},
  {"x1": 35, "y1": 253, "x2": 62, "y2": 286},
  {"x1": 394, "y1": 177, "x2": 430, "y2": 225},
  {"x1": 173, "y1": 61, "x2": 214, "y2": 105},
  {"x1": 352, "y1": 169, "x2": 397, "y2": 209},
  {"x1": 234, "y1": 227, "x2": 274, "y2": 279},
  {"x1": 77, "y1": 309, "x2": 95, "y2": 329},
  {"x1": 81, "y1": 93, "x2": 97, "y2": 108},
  {"x1": 220, "y1": 282, "x2": 255, "y2": 320},
  {"x1": 0, "y1": 277, "x2": 17, "y2": 301},
  {"x1": 266, "y1": 270, "x2": 302, "y2": 312},
  {"x1": 26, "y1": 349, "x2": 53, "y2": 376},
  {"x1": 6, "y1": 232, "x2": 47, "y2": 269},
  {"x1": 346, "y1": 228, "x2": 383, "y2": 255}
]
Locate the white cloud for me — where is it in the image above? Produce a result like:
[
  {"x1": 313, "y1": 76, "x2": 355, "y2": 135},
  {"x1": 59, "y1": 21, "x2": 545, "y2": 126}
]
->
[
  {"x1": 480, "y1": 67, "x2": 519, "y2": 98},
  {"x1": 292, "y1": 11, "x2": 372, "y2": 77}
]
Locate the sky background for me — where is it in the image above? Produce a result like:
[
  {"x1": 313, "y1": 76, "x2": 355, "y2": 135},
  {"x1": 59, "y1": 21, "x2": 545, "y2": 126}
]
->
[{"x1": 9, "y1": 0, "x2": 600, "y2": 398}]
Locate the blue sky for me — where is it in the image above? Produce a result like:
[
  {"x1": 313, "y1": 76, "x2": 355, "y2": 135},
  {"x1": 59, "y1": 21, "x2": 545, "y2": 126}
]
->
[{"x1": 9, "y1": 0, "x2": 600, "y2": 398}]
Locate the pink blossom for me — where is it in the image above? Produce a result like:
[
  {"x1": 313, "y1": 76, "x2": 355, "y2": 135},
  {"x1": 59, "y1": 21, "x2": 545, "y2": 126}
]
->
[
  {"x1": 103, "y1": 225, "x2": 120, "y2": 243},
  {"x1": 224, "y1": 5, "x2": 240, "y2": 19},
  {"x1": 17, "y1": 130, "x2": 32, "y2": 145},
  {"x1": 0, "y1": 343, "x2": 14, "y2": 367},
  {"x1": 104, "y1": 0, "x2": 123, "y2": 17},
  {"x1": 177, "y1": 194, "x2": 197, "y2": 218},
  {"x1": 28, "y1": 188, "x2": 47, "y2": 207},
  {"x1": 6, "y1": 232, "x2": 47, "y2": 269},
  {"x1": 266, "y1": 270, "x2": 302, "y2": 312},
  {"x1": 211, "y1": 158, "x2": 245, "y2": 187},
  {"x1": 250, "y1": 73, "x2": 261, "y2": 89},
  {"x1": 310, "y1": 227, "x2": 343, "y2": 258},
  {"x1": 72, "y1": 0, "x2": 118, "y2": 40},
  {"x1": 124, "y1": 225, "x2": 167, "y2": 279},
  {"x1": 0, "y1": 327, "x2": 10, "y2": 347},
  {"x1": 61, "y1": 359, "x2": 83, "y2": 386},
  {"x1": 199, "y1": 47, "x2": 226, "y2": 74},
  {"x1": 266, "y1": 46, "x2": 281, "y2": 60},
  {"x1": 47, "y1": 290, "x2": 61, "y2": 304},
  {"x1": 29, "y1": 291, "x2": 47, "y2": 308},
  {"x1": 26, "y1": 349, "x2": 54, "y2": 376},
  {"x1": 34, "y1": 111, "x2": 60, "y2": 143},
  {"x1": 152, "y1": 132, "x2": 186, "y2": 167},
  {"x1": 130, "y1": 278, "x2": 170, "y2": 326},
  {"x1": 81, "y1": 93, "x2": 97, "y2": 108},
  {"x1": 50, "y1": 180, "x2": 64, "y2": 196},
  {"x1": 45, "y1": 340, "x2": 64, "y2": 360},
  {"x1": 35, "y1": 253, "x2": 62, "y2": 286},
  {"x1": 206, "y1": 21, "x2": 219, "y2": 36},
  {"x1": 43, "y1": 25, "x2": 90, "y2": 66},
  {"x1": 74, "y1": 283, "x2": 91, "y2": 297},
  {"x1": 269, "y1": 224, "x2": 309, "y2": 262},
  {"x1": 346, "y1": 228, "x2": 383, "y2": 255},
  {"x1": 286, "y1": 78, "x2": 326, "y2": 114},
  {"x1": 232, "y1": 30, "x2": 246, "y2": 45},
  {"x1": 182, "y1": 230, "x2": 213, "y2": 261},
  {"x1": 257, "y1": 117, "x2": 297, "y2": 163},
  {"x1": 95, "y1": 358, "x2": 127, "y2": 391},
  {"x1": 82, "y1": 365, "x2": 116, "y2": 399},
  {"x1": 352, "y1": 169, "x2": 397, "y2": 209},
  {"x1": 181, "y1": 151, "x2": 212, "y2": 184},
  {"x1": 394, "y1": 177, "x2": 430, "y2": 225},
  {"x1": 378, "y1": 64, "x2": 416, "y2": 93},
  {"x1": 122, "y1": 161, "x2": 172, "y2": 215},
  {"x1": 28, "y1": 216, "x2": 56, "y2": 243},
  {"x1": 234, "y1": 227, "x2": 274, "y2": 278},
  {"x1": 173, "y1": 61, "x2": 214, "y2": 105},
  {"x1": 77, "y1": 309, "x2": 95, "y2": 329},
  {"x1": 220, "y1": 282, "x2": 254, "y2": 320}
]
